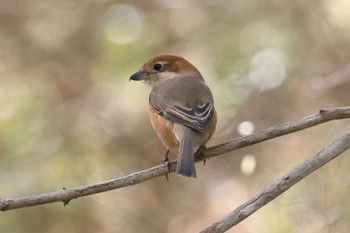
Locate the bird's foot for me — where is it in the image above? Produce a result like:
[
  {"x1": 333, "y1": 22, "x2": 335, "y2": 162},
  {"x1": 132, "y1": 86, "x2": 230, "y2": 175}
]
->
[
  {"x1": 163, "y1": 150, "x2": 170, "y2": 181},
  {"x1": 195, "y1": 145, "x2": 208, "y2": 166}
]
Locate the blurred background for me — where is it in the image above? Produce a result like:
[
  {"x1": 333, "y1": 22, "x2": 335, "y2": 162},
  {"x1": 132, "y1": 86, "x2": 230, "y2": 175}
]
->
[{"x1": 1, "y1": 0, "x2": 350, "y2": 232}]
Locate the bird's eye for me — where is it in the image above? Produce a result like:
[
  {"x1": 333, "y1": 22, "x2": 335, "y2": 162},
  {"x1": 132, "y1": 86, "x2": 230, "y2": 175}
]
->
[{"x1": 153, "y1": 63, "x2": 163, "y2": 71}]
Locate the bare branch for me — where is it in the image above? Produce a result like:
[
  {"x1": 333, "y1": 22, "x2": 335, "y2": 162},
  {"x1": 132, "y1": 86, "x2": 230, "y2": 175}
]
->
[
  {"x1": 202, "y1": 107, "x2": 350, "y2": 158},
  {"x1": 200, "y1": 132, "x2": 350, "y2": 233},
  {"x1": 0, "y1": 162, "x2": 177, "y2": 211},
  {"x1": 1, "y1": 107, "x2": 350, "y2": 211}
]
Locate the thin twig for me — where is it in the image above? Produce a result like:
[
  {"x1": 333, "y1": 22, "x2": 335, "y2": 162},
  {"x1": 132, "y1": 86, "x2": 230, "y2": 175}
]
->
[
  {"x1": 1, "y1": 107, "x2": 350, "y2": 211},
  {"x1": 200, "y1": 132, "x2": 350, "y2": 233}
]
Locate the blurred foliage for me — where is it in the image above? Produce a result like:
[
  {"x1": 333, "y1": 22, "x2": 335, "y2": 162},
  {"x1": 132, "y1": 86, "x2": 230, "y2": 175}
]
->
[{"x1": 1, "y1": 0, "x2": 350, "y2": 232}]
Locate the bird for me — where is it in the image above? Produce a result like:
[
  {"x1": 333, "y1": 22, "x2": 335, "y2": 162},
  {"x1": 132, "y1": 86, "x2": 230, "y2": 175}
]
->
[{"x1": 129, "y1": 54, "x2": 217, "y2": 178}]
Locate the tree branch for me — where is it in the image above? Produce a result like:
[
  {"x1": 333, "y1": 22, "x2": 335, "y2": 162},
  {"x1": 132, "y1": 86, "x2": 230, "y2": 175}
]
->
[
  {"x1": 202, "y1": 106, "x2": 350, "y2": 158},
  {"x1": 200, "y1": 132, "x2": 350, "y2": 233},
  {"x1": 1, "y1": 107, "x2": 350, "y2": 211}
]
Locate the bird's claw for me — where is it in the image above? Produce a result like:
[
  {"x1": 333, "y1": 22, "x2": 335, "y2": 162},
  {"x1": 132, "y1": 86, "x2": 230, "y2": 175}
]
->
[
  {"x1": 163, "y1": 150, "x2": 170, "y2": 181},
  {"x1": 195, "y1": 145, "x2": 208, "y2": 165}
]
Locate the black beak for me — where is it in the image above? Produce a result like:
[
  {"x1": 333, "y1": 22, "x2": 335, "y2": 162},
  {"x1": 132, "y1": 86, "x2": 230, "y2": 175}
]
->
[{"x1": 129, "y1": 70, "x2": 147, "y2": 81}]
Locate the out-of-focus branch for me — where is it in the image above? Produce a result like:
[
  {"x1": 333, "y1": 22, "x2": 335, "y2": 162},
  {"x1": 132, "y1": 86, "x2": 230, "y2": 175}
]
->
[
  {"x1": 1, "y1": 107, "x2": 350, "y2": 211},
  {"x1": 200, "y1": 132, "x2": 350, "y2": 233}
]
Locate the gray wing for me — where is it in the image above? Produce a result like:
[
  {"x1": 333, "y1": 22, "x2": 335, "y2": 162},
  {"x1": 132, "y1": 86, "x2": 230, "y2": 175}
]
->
[{"x1": 150, "y1": 76, "x2": 214, "y2": 132}]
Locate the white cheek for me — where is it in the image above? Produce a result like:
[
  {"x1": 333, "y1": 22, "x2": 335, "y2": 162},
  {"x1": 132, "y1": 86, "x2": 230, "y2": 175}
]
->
[
  {"x1": 143, "y1": 71, "x2": 177, "y2": 89},
  {"x1": 160, "y1": 71, "x2": 176, "y2": 81}
]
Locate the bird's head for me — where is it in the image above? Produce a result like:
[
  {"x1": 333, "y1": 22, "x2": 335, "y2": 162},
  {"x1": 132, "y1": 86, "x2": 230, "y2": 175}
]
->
[{"x1": 129, "y1": 54, "x2": 203, "y2": 87}]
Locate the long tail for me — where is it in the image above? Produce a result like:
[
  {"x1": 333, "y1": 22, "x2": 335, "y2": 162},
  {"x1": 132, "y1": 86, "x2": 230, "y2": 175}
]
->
[{"x1": 175, "y1": 132, "x2": 196, "y2": 178}]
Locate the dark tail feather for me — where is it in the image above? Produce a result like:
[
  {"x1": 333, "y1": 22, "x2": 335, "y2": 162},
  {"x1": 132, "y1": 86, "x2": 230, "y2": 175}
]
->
[{"x1": 175, "y1": 133, "x2": 196, "y2": 178}]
